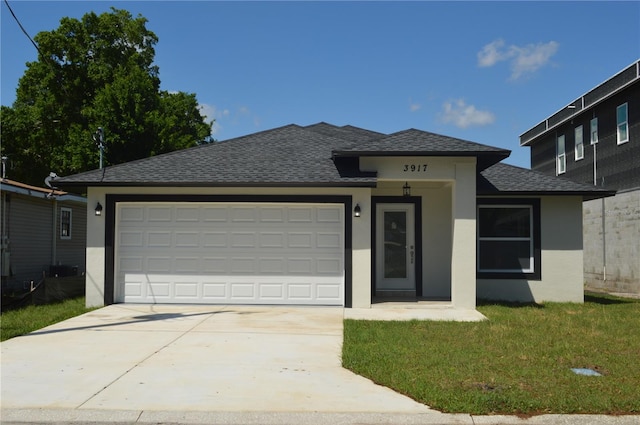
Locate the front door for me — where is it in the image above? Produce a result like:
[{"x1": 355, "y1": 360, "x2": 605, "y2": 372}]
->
[{"x1": 376, "y1": 203, "x2": 416, "y2": 292}]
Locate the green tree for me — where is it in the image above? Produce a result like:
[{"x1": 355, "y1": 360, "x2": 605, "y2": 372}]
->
[{"x1": 1, "y1": 7, "x2": 212, "y2": 186}]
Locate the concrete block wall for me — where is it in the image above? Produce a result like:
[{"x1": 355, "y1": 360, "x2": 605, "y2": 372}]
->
[{"x1": 583, "y1": 189, "x2": 640, "y2": 294}]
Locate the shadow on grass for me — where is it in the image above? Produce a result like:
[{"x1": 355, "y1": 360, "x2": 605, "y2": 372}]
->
[
  {"x1": 476, "y1": 299, "x2": 544, "y2": 308},
  {"x1": 477, "y1": 292, "x2": 638, "y2": 308},
  {"x1": 584, "y1": 292, "x2": 638, "y2": 305}
]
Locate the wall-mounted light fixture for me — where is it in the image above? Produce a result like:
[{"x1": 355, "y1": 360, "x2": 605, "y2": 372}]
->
[
  {"x1": 354, "y1": 204, "x2": 361, "y2": 217},
  {"x1": 403, "y1": 182, "x2": 411, "y2": 197},
  {"x1": 95, "y1": 202, "x2": 103, "y2": 216}
]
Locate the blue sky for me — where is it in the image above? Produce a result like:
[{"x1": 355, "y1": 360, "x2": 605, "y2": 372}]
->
[{"x1": 2, "y1": 1, "x2": 639, "y2": 168}]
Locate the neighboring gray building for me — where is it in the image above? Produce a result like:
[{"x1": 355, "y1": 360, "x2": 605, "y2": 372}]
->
[
  {"x1": 520, "y1": 60, "x2": 640, "y2": 296},
  {"x1": 1, "y1": 178, "x2": 87, "y2": 291}
]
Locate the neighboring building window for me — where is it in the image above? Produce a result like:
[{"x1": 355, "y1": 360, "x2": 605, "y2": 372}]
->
[
  {"x1": 477, "y1": 199, "x2": 540, "y2": 280},
  {"x1": 60, "y1": 208, "x2": 72, "y2": 240},
  {"x1": 617, "y1": 103, "x2": 629, "y2": 144},
  {"x1": 556, "y1": 135, "x2": 566, "y2": 175},
  {"x1": 590, "y1": 117, "x2": 598, "y2": 145},
  {"x1": 575, "y1": 125, "x2": 584, "y2": 160}
]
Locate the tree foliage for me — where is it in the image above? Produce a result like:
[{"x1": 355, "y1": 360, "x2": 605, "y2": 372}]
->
[{"x1": 1, "y1": 8, "x2": 212, "y2": 186}]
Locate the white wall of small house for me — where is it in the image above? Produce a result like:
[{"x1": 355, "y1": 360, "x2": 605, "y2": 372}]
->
[
  {"x1": 85, "y1": 186, "x2": 373, "y2": 308},
  {"x1": 477, "y1": 196, "x2": 585, "y2": 303}
]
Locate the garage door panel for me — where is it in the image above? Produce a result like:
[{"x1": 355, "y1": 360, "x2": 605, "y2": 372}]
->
[
  {"x1": 120, "y1": 206, "x2": 144, "y2": 222},
  {"x1": 175, "y1": 207, "x2": 199, "y2": 222},
  {"x1": 116, "y1": 203, "x2": 344, "y2": 305},
  {"x1": 148, "y1": 207, "x2": 172, "y2": 222},
  {"x1": 175, "y1": 282, "x2": 198, "y2": 298},
  {"x1": 175, "y1": 232, "x2": 199, "y2": 247},
  {"x1": 147, "y1": 231, "x2": 172, "y2": 247}
]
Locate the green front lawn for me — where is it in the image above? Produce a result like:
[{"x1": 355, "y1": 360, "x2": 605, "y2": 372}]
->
[
  {"x1": 0, "y1": 296, "x2": 95, "y2": 341},
  {"x1": 342, "y1": 293, "x2": 640, "y2": 416}
]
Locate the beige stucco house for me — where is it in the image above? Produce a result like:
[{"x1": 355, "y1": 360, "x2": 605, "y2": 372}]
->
[{"x1": 56, "y1": 123, "x2": 613, "y2": 310}]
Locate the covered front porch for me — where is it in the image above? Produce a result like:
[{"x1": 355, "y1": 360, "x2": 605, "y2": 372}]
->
[{"x1": 358, "y1": 156, "x2": 478, "y2": 310}]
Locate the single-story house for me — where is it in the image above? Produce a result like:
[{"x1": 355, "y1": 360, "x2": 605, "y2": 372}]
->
[
  {"x1": 55, "y1": 123, "x2": 614, "y2": 309},
  {"x1": 1, "y1": 177, "x2": 87, "y2": 290}
]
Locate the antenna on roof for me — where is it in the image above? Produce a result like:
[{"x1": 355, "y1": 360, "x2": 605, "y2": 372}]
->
[
  {"x1": 92, "y1": 127, "x2": 105, "y2": 169},
  {"x1": 44, "y1": 172, "x2": 58, "y2": 199}
]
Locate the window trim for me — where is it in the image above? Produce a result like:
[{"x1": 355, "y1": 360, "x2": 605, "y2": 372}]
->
[
  {"x1": 617, "y1": 103, "x2": 629, "y2": 145},
  {"x1": 574, "y1": 125, "x2": 584, "y2": 161},
  {"x1": 590, "y1": 117, "x2": 598, "y2": 145},
  {"x1": 556, "y1": 134, "x2": 566, "y2": 175},
  {"x1": 60, "y1": 207, "x2": 72, "y2": 240},
  {"x1": 476, "y1": 198, "x2": 541, "y2": 280}
]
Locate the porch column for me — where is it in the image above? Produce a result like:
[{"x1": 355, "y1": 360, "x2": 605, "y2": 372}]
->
[
  {"x1": 351, "y1": 189, "x2": 372, "y2": 308},
  {"x1": 85, "y1": 188, "x2": 106, "y2": 307},
  {"x1": 451, "y1": 162, "x2": 477, "y2": 309}
]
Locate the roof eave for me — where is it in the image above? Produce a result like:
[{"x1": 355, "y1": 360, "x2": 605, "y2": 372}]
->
[
  {"x1": 477, "y1": 189, "x2": 616, "y2": 201},
  {"x1": 520, "y1": 60, "x2": 640, "y2": 146},
  {"x1": 55, "y1": 180, "x2": 378, "y2": 190}
]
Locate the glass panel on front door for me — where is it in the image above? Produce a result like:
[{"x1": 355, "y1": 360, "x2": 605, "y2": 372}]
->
[
  {"x1": 384, "y1": 211, "x2": 407, "y2": 278},
  {"x1": 376, "y1": 203, "x2": 416, "y2": 292}
]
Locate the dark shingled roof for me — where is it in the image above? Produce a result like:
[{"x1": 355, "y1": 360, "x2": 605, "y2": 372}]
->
[
  {"x1": 478, "y1": 163, "x2": 615, "y2": 200},
  {"x1": 57, "y1": 124, "x2": 377, "y2": 187},
  {"x1": 332, "y1": 129, "x2": 510, "y2": 170},
  {"x1": 54, "y1": 122, "x2": 614, "y2": 200}
]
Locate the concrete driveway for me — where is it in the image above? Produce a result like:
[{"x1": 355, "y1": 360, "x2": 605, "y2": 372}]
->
[{"x1": 1, "y1": 304, "x2": 433, "y2": 414}]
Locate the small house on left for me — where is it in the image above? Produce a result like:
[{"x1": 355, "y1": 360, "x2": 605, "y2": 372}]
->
[{"x1": 1, "y1": 177, "x2": 87, "y2": 303}]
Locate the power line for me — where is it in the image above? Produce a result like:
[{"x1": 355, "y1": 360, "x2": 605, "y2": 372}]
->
[
  {"x1": 3, "y1": 0, "x2": 46, "y2": 59},
  {"x1": 2, "y1": 0, "x2": 69, "y2": 99}
]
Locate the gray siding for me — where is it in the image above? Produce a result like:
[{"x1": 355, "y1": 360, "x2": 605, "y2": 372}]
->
[
  {"x1": 4, "y1": 194, "x2": 53, "y2": 285},
  {"x1": 55, "y1": 201, "x2": 87, "y2": 275},
  {"x1": 2, "y1": 192, "x2": 87, "y2": 287}
]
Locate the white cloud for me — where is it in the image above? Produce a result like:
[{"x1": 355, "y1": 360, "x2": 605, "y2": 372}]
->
[
  {"x1": 477, "y1": 39, "x2": 559, "y2": 80},
  {"x1": 477, "y1": 39, "x2": 507, "y2": 67},
  {"x1": 509, "y1": 41, "x2": 559, "y2": 80},
  {"x1": 409, "y1": 101, "x2": 421, "y2": 112},
  {"x1": 198, "y1": 103, "x2": 215, "y2": 123},
  {"x1": 440, "y1": 99, "x2": 495, "y2": 129}
]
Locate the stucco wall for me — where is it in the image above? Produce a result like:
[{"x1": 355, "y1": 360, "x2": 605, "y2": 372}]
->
[
  {"x1": 583, "y1": 189, "x2": 640, "y2": 295},
  {"x1": 477, "y1": 196, "x2": 585, "y2": 303}
]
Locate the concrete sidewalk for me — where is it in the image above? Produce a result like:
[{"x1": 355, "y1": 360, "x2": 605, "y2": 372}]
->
[{"x1": 1, "y1": 408, "x2": 638, "y2": 424}]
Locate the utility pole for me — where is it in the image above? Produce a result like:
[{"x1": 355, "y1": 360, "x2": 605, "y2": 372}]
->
[{"x1": 92, "y1": 127, "x2": 105, "y2": 169}]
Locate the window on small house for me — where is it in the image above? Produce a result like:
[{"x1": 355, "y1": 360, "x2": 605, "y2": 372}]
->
[
  {"x1": 575, "y1": 125, "x2": 584, "y2": 160},
  {"x1": 60, "y1": 208, "x2": 72, "y2": 240},
  {"x1": 590, "y1": 117, "x2": 598, "y2": 145},
  {"x1": 617, "y1": 103, "x2": 629, "y2": 144},
  {"x1": 556, "y1": 135, "x2": 566, "y2": 174},
  {"x1": 477, "y1": 200, "x2": 540, "y2": 280}
]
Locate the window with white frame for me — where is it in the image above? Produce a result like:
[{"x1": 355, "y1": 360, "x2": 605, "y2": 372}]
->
[
  {"x1": 60, "y1": 208, "x2": 72, "y2": 240},
  {"x1": 575, "y1": 125, "x2": 584, "y2": 160},
  {"x1": 556, "y1": 134, "x2": 566, "y2": 174},
  {"x1": 590, "y1": 117, "x2": 598, "y2": 145},
  {"x1": 617, "y1": 103, "x2": 629, "y2": 144},
  {"x1": 477, "y1": 204, "x2": 535, "y2": 275}
]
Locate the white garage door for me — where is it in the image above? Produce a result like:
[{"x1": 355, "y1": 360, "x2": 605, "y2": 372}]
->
[{"x1": 115, "y1": 202, "x2": 345, "y2": 305}]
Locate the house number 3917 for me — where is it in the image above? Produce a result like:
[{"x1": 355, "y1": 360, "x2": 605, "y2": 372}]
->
[{"x1": 403, "y1": 164, "x2": 428, "y2": 172}]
